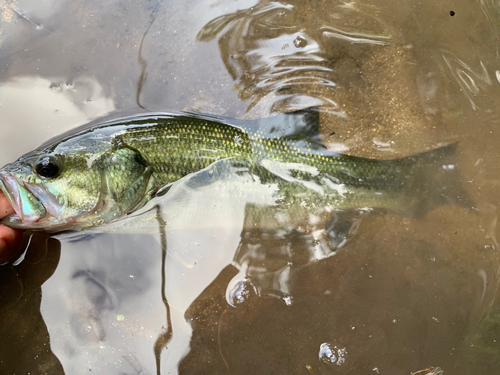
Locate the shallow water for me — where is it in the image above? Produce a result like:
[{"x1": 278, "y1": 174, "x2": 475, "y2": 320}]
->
[{"x1": 1, "y1": 0, "x2": 500, "y2": 373}]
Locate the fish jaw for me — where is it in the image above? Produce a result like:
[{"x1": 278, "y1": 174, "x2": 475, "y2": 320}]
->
[
  {"x1": 0, "y1": 169, "x2": 116, "y2": 231},
  {"x1": 0, "y1": 171, "x2": 88, "y2": 231},
  {"x1": 0, "y1": 171, "x2": 47, "y2": 226}
]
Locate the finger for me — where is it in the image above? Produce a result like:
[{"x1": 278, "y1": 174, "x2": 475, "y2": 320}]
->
[
  {"x1": 0, "y1": 225, "x2": 23, "y2": 264},
  {"x1": 0, "y1": 191, "x2": 24, "y2": 264},
  {"x1": 0, "y1": 191, "x2": 15, "y2": 218}
]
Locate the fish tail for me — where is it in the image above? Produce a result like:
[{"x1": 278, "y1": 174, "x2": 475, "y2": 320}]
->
[{"x1": 400, "y1": 142, "x2": 473, "y2": 216}]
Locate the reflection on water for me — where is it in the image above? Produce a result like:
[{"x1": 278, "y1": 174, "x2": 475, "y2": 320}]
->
[
  {"x1": 0, "y1": 233, "x2": 63, "y2": 373},
  {"x1": 40, "y1": 233, "x2": 168, "y2": 374},
  {"x1": 195, "y1": 0, "x2": 447, "y2": 157},
  {"x1": 0, "y1": 76, "x2": 114, "y2": 166},
  {"x1": 197, "y1": 0, "x2": 393, "y2": 115},
  {"x1": 1, "y1": 0, "x2": 500, "y2": 374}
]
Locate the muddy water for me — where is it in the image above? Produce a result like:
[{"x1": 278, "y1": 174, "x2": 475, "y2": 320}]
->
[{"x1": 1, "y1": 0, "x2": 500, "y2": 374}]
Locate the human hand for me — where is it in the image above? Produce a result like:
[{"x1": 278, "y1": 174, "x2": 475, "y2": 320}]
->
[{"x1": 0, "y1": 192, "x2": 23, "y2": 264}]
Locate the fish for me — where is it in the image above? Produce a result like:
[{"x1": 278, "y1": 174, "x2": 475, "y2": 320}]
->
[{"x1": 0, "y1": 108, "x2": 470, "y2": 232}]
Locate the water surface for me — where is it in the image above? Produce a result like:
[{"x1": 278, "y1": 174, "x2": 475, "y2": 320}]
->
[{"x1": 1, "y1": 0, "x2": 500, "y2": 374}]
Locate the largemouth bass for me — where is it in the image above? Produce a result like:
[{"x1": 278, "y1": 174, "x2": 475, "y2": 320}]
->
[{"x1": 0, "y1": 108, "x2": 469, "y2": 231}]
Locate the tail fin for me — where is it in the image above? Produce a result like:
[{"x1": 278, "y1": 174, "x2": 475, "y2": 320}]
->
[{"x1": 399, "y1": 142, "x2": 473, "y2": 216}]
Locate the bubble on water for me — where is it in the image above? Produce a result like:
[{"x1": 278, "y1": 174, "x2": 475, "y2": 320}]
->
[
  {"x1": 293, "y1": 35, "x2": 308, "y2": 48},
  {"x1": 49, "y1": 83, "x2": 61, "y2": 91},
  {"x1": 226, "y1": 275, "x2": 259, "y2": 308},
  {"x1": 283, "y1": 295, "x2": 293, "y2": 306},
  {"x1": 319, "y1": 343, "x2": 347, "y2": 366}
]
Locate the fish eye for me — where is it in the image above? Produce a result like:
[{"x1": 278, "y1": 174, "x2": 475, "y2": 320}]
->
[{"x1": 34, "y1": 155, "x2": 61, "y2": 179}]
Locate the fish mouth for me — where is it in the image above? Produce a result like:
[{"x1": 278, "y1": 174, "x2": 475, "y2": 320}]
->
[{"x1": 0, "y1": 172, "x2": 47, "y2": 228}]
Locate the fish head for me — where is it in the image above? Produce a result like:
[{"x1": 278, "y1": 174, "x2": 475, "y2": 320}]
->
[
  {"x1": 0, "y1": 139, "x2": 156, "y2": 232},
  {"x1": 0, "y1": 148, "x2": 105, "y2": 231}
]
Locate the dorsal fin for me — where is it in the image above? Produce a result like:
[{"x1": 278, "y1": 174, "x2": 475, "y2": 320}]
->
[
  {"x1": 183, "y1": 107, "x2": 324, "y2": 149},
  {"x1": 240, "y1": 107, "x2": 321, "y2": 141}
]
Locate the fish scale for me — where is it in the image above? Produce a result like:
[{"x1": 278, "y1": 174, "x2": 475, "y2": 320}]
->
[
  {"x1": 116, "y1": 118, "x2": 384, "y2": 190},
  {"x1": 116, "y1": 119, "x2": 253, "y2": 186}
]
